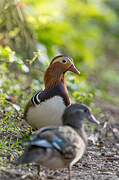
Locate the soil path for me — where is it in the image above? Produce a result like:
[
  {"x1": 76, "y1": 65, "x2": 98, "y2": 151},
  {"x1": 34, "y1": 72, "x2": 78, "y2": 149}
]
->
[{"x1": 0, "y1": 101, "x2": 119, "y2": 180}]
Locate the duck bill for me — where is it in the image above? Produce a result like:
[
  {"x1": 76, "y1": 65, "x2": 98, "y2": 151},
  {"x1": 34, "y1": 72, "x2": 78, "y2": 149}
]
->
[
  {"x1": 88, "y1": 114, "x2": 100, "y2": 125},
  {"x1": 68, "y1": 65, "x2": 80, "y2": 74}
]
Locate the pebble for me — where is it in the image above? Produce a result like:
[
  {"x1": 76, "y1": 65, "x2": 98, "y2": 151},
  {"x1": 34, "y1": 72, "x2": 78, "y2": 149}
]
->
[{"x1": 116, "y1": 171, "x2": 119, "y2": 177}]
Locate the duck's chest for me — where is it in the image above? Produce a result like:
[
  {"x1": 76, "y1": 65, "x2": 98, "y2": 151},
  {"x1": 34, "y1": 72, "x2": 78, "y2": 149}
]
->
[
  {"x1": 26, "y1": 96, "x2": 66, "y2": 129},
  {"x1": 71, "y1": 136, "x2": 86, "y2": 166}
]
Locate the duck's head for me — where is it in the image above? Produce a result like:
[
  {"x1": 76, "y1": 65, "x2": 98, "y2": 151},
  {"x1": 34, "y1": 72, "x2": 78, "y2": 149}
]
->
[
  {"x1": 50, "y1": 55, "x2": 80, "y2": 74},
  {"x1": 62, "y1": 103, "x2": 100, "y2": 129},
  {"x1": 44, "y1": 55, "x2": 80, "y2": 89}
]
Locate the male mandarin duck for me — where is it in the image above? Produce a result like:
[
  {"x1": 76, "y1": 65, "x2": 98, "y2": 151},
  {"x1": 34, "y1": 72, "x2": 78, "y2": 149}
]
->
[
  {"x1": 24, "y1": 55, "x2": 80, "y2": 130},
  {"x1": 17, "y1": 103, "x2": 100, "y2": 180}
]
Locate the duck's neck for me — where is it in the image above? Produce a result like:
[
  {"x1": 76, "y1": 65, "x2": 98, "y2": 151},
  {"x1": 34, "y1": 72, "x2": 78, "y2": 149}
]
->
[
  {"x1": 74, "y1": 125, "x2": 88, "y2": 145},
  {"x1": 44, "y1": 66, "x2": 70, "y2": 106},
  {"x1": 44, "y1": 65, "x2": 66, "y2": 89}
]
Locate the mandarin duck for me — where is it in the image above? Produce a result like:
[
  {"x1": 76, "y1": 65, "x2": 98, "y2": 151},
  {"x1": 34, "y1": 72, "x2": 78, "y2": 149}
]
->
[
  {"x1": 24, "y1": 55, "x2": 80, "y2": 130},
  {"x1": 17, "y1": 103, "x2": 100, "y2": 180}
]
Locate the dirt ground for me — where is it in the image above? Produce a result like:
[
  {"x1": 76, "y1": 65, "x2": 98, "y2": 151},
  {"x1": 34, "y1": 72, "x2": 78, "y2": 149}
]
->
[{"x1": 0, "y1": 100, "x2": 119, "y2": 180}]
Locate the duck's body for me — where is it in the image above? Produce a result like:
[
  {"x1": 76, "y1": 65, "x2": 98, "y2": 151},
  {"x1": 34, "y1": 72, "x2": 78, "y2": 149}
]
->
[
  {"x1": 26, "y1": 96, "x2": 66, "y2": 129},
  {"x1": 24, "y1": 55, "x2": 80, "y2": 129},
  {"x1": 18, "y1": 125, "x2": 86, "y2": 169},
  {"x1": 17, "y1": 103, "x2": 100, "y2": 180}
]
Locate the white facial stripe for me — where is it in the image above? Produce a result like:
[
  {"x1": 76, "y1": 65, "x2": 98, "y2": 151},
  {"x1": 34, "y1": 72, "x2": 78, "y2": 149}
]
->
[
  {"x1": 51, "y1": 57, "x2": 72, "y2": 64},
  {"x1": 66, "y1": 57, "x2": 73, "y2": 63},
  {"x1": 51, "y1": 58, "x2": 61, "y2": 64}
]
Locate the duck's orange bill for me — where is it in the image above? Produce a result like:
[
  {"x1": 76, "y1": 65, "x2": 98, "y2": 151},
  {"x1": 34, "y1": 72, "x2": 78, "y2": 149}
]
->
[{"x1": 68, "y1": 65, "x2": 80, "y2": 75}]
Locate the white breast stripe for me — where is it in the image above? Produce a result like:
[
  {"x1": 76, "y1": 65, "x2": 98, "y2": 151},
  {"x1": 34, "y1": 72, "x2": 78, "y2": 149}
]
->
[
  {"x1": 31, "y1": 96, "x2": 37, "y2": 106},
  {"x1": 36, "y1": 92, "x2": 41, "y2": 103},
  {"x1": 31, "y1": 91, "x2": 41, "y2": 106}
]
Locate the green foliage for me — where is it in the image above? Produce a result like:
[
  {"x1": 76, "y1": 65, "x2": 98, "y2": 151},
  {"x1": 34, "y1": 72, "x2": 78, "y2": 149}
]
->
[{"x1": 22, "y1": 0, "x2": 119, "y2": 65}]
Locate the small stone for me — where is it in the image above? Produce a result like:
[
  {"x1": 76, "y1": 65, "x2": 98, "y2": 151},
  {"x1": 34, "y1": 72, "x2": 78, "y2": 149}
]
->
[{"x1": 116, "y1": 171, "x2": 119, "y2": 177}]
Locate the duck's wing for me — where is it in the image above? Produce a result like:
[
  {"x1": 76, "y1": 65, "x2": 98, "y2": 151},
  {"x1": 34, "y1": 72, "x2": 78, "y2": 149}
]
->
[
  {"x1": 32, "y1": 126, "x2": 76, "y2": 155},
  {"x1": 16, "y1": 126, "x2": 76, "y2": 165}
]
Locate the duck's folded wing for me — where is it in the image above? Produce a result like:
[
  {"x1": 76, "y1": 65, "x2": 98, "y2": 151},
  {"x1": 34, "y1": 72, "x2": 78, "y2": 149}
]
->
[
  {"x1": 37, "y1": 128, "x2": 76, "y2": 160},
  {"x1": 17, "y1": 128, "x2": 76, "y2": 165},
  {"x1": 16, "y1": 138, "x2": 53, "y2": 164},
  {"x1": 50, "y1": 136, "x2": 76, "y2": 159},
  {"x1": 34, "y1": 127, "x2": 76, "y2": 160}
]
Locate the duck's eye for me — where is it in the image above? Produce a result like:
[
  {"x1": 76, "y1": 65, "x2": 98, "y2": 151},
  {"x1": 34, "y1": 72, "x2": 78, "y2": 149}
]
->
[
  {"x1": 84, "y1": 108, "x2": 89, "y2": 113},
  {"x1": 62, "y1": 59, "x2": 67, "y2": 63}
]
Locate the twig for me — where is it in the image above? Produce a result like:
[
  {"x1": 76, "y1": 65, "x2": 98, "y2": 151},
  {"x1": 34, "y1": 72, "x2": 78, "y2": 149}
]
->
[{"x1": 14, "y1": 0, "x2": 24, "y2": 22}]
